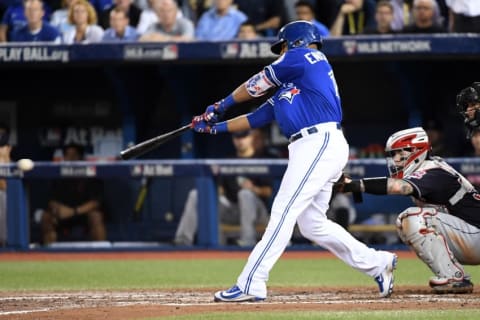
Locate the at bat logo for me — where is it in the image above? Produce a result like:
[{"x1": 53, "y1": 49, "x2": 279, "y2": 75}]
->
[
  {"x1": 221, "y1": 43, "x2": 239, "y2": 59},
  {"x1": 131, "y1": 164, "x2": 174, "y2": 176},
  {"x1": 279, "y1": 86, "x2": 301, "y2": 104}
]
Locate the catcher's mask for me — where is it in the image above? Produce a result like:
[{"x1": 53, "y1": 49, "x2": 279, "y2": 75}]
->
[
  {"x1": 456, "y1": 82, "x2": 480, "y2": 138},
  {"x1": 270, "y1": 20, "x2": 323, "y2": 55},
  {"x1": 385, "y1": 127, "x2": 430, "y2": 179}
]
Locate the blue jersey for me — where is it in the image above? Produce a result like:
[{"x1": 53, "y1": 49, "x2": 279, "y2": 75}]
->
[
  {"x1": 11, "y1": 23, "x2": 60, "y2": 42},
  {"x1": 2, "y1": 3, "x2": 27, "y2": 39},
  {"x1": 1, "y1": 1, "x2": 53, "y2": 40},
  {"x1": 248, "y1": 47, "x2": 342, "y2": 138}
]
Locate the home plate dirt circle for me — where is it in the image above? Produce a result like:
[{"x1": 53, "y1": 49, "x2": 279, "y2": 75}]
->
[{"x1": 1, "y1": 287, "x2": 479, "y2": 320}]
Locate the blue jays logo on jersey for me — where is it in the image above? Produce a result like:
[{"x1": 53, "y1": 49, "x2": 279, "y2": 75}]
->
[{"x1": 279, "y1": 86, "x2": 301, "y2": 104}]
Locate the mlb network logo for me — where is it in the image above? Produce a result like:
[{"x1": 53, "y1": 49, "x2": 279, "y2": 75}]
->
[{"x1": 343, "y1": 41, "x2": 357, "y2": 55}]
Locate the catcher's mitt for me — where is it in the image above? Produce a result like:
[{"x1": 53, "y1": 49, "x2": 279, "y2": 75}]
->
[{"x1": 332, "y1": 173, "x2": 352, "y2": 193}]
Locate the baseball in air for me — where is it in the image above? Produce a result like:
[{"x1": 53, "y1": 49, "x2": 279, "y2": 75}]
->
[{"x1": 17, "y1": 158, "x2": 34, "y2": 171}]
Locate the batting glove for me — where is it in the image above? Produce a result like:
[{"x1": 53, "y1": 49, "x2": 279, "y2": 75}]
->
[
  {"x1": 202, "y1": 95, "x2": 236, "y2": 125},
  {"x1": 202, "y1": 102, "x2": 223, "y2": 125},
  {"x1": 191, "y1": 116, "x2": 217, "y2": 134}
]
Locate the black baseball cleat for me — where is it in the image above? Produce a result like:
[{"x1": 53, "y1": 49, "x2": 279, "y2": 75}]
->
[{"x1": 429, "y1": 277, "x2": 474, "y2": 294}]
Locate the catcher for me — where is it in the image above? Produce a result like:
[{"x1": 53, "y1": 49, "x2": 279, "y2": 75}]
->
[{"x1": 337, "y1": 127, "x2": 480, "y2": 294}]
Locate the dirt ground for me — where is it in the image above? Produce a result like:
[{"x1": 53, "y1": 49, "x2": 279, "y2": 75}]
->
[{"x1": 1, "y1": 251, "x2": 479, "y2": 319}]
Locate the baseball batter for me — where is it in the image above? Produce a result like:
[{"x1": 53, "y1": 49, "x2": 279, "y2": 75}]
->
[
  {"x1": 191, "y1": 20, "x2": 397, "y2": 302},
  {"x1": 340, "y1": 127, "x2": 480, "y2": 293}
]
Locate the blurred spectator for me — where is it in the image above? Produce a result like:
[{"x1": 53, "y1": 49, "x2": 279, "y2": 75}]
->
[
  {"x1": 10, "y1": 0, "x2": 61, "y2": 42},
  {"x1": 330, "y1": 0, "x2": 376, "y2": 36},
  {"x1": 101, "y1": 6, "x2": 138, "y2": 41},
  {"x1": 0, "y1": 0, "x2": 25, "y2": 41},
  {"x1": 173, "y1": 130, "x2": 272, "y2": 247},
  {"x1": 137, "y1": 0, "x2": 184, "y2": 35},
  {"x1": 294, "y1": 0, "x2": 329, "y2": 37},
  {"x1": 446, "y1": 0, "x2": 480, "y2": 33},
  {"x1": 236, "y1": 20, "x2": 259, "y2": 39},
  {"x1": 0, "y1": 0, "x2": 7, "y2": 19},
  {"x1": 50, "y1": 0, "x2": 75, "y2": 35},
  {"x1": 234, "y1": 0, "x2": 285, "y2": 36},
  {"x1": 390, "y1": 0, "x2": 411, "y2": 31},
  {"x1": 89, "y1": 0, "x2": 113, "y2": 14},
  {"x1": 139, "y1": 0, "x2": 193, "y2": 42},
  {"x1": 63, "y1": 0, "x2": 104, "y2": 43},
  {"x1": 179, "y1": 0, "x2": 211, "y2": 24},
  {"x1": 133, "y1": 0, "x2": 149, "y2": 10},
  {"x1": 99, "y1": 0, "x2": 140, "y2": 30},
  {"x1": 41, "y1": 143, "x2": 106, "y2": 245},
  {"x1": 251, "y1": 127, "x2": 282, "y2": 158},
  {"x1": 0, "y1": 0, "x2": 52, "y2": 41},
  {"x1": 437, "y1": 0, "x2": 449, "y2": 26},
  {"x1": 314, "y1": 0, "x2": 343, "y2": 29},
  {"x1": 195, "y1": 0, "x2": 246, "y2": 41},
  {"x1": 282, "y1": 0, "x2": 297, "y2": 22},
  {"x1": 402, "y1": 0, "x2": 447, "y2": 33},
  {"x1": 363, "y1": 0, "x2": 396, "y2": 34},
  {"x1": 0, "y1": 123, "x2": 11, "y2": 247},
  {"x1": 424, "y1": 119, "x2": 453, "y2": 157},
  {"x1": 471, "y1": 128, "x2": 480, "y2": 157}
]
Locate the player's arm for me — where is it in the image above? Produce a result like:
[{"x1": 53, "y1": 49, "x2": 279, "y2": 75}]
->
[
  {"x1": 200, "y1": 68, "x2": 277, "y2": 124},
  {"x1": 386, "y1": 178, "x2": 415, "y2": 195},
  {"x1": 340, "y1": 177, "x2": 416, "y2": 196}
]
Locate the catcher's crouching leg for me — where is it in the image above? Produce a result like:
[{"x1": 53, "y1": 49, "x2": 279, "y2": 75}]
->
[{"x1": 396, "y1": 207, "x2": 473, "y2": 294}]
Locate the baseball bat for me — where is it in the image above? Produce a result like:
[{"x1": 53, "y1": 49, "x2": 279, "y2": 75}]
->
[{"x1": 120, "y1": 124, "x2": 192, "y2": 160}]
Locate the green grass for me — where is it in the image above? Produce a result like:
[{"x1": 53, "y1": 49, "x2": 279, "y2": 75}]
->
[
  {"x1": 149, "y1": 310, "x2": 480, "y2": 320},
  {"x1": 1, "y1": 256, "x2": 479, "y2": 319},
  {"x1": 0, "y1": 257, "x2": 479, "y2": 291}
]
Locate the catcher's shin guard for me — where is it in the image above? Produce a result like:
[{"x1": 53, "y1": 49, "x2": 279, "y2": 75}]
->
[{"x1": 396, "y1": 207, "x2": 466, "y2": 282}]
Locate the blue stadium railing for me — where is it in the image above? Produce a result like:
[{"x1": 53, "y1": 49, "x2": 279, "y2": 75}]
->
[
  {"x1": 1, "y1": 158, "x2": 479, "y2": 250},
  {"x1": 0, "y1": 33, "x2": 479, "y2": 64}
]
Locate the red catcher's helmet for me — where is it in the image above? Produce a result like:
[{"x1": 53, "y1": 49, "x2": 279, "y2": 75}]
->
[{"x1": 385, "y1": 127, "x2": 431, "y2": 178}]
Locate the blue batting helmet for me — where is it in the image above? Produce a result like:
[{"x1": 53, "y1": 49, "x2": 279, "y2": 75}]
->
[{"x1": 270, "y1": 20, "x2": 323, "y2": 55}]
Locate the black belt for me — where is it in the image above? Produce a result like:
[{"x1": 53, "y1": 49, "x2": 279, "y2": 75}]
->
[{"x1": 289, "y1": 123, "x2": 341, "y2": 143}]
